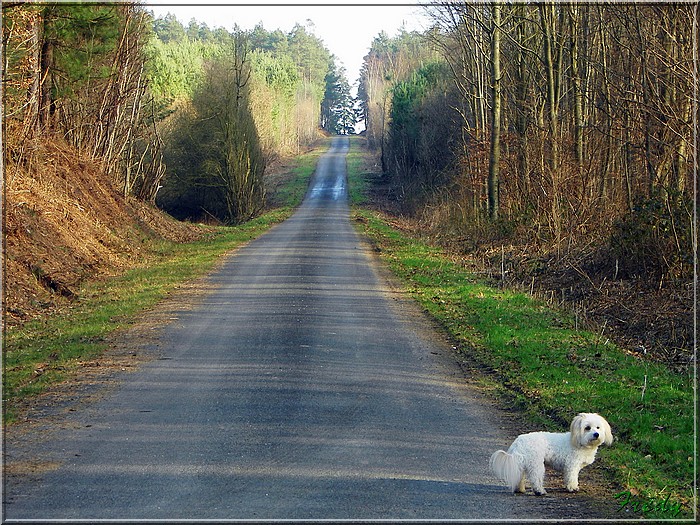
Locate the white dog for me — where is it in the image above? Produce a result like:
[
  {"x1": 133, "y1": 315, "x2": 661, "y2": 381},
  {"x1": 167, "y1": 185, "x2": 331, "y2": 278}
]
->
[{"x1": 489, "y1": 413, "x2": 613, "y2": 495}]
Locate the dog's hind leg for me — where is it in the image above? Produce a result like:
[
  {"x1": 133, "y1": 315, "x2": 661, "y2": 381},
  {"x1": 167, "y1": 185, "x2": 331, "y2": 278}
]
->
[
  {"x1": 516, "y1": 473, "x2": 526, "y2": 493},
  {"x1": 526, "y1": 463, "x2": 547, "y2": 495}
]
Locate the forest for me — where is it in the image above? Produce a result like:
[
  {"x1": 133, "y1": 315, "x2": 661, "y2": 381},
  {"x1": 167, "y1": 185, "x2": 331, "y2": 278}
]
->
[
  {"x1": 2, "y1": 4, "x2": 355, "y2": 224},
  {"x1": 359, "y1": 3, "x2": 694, "y2": 277},
  {"x1": 357, "y1": 2, "x2": 695, "y2": 368}
]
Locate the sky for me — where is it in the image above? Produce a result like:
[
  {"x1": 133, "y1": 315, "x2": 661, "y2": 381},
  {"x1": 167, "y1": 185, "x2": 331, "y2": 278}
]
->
[{"x1": 146, "y1": 1, "x2": 430, "y2": 92}]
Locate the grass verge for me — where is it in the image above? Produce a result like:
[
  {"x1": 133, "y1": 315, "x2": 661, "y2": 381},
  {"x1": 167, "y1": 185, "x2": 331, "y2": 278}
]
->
[
  {"x1": 346, "y1": 137, "x2": 370, "y2": 206},
  {"x1": 3, "y1": 140, "x2": 330, "y2": 424},
  {"x1": 347, "y1": 138, "x2": 695, "y2": 519},
  {"x1": 272, "y1": 137, "x2": 331, "y2": 208}
]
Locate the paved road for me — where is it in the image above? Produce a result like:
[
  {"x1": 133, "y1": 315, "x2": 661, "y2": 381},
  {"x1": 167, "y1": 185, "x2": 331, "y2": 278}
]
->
[{"x1": 4, "y1": 137, "x2": 614, "y2": 520}]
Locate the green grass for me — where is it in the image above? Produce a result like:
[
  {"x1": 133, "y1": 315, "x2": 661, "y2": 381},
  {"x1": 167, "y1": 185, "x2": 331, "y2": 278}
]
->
[
  {"x1": 346, "y1": 136, "x2": 370, "y2": 206},
  {"x1": 3, "y1": 139, "x2": 333, "y2": 424},
  {"x1": 346, "y1": 138, "x2": 695, "y2": 519}
]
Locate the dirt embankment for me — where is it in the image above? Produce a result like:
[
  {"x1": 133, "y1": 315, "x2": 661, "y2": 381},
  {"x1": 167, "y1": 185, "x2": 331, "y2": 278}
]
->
[{"x1": 3, "y1": 138, "x2": 204, "y2": 328}]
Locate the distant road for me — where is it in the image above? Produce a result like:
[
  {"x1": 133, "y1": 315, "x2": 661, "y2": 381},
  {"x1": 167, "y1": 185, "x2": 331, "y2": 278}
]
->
[{"x1": 4, "y1": 136, "x2": 615, "y2": 519}]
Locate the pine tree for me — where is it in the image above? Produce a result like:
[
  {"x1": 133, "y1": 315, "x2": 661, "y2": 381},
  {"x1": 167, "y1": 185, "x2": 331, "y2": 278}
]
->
[{"x1": 321, "y1": 62, "x2": 356, "y2": 134}]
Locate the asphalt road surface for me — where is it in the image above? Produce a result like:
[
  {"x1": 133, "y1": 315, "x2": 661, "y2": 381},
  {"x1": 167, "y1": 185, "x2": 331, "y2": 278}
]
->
[{"x1": 4, "y1": 137, "x2": 615, "y2": 520}]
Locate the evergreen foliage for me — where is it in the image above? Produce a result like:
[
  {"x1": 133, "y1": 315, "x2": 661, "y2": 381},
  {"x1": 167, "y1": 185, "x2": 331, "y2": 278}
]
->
[
  {"x1": 153, "y1": 13, "x2": 186, "y2": 43},
  {"x1": 386, "y1": 61, "x2": 458, "y2": 203},
  {"x1": 321, "y1": 63, "x2": 356, "y2": 135},
  {"x1": 4, "y1": 4, "x2": 352, "y2": 222},
  {"x1": 3, "y1": 3, "x2": 165, "y2": 201}
]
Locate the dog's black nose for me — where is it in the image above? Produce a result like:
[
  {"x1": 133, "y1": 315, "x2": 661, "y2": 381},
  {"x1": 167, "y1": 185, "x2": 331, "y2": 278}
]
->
[{"x1": 593, "y1": 432, "x2": 599, "y2": 439}]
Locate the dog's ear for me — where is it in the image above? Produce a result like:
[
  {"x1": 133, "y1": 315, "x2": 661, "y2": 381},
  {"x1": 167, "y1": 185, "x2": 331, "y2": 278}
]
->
[
  {"x1": 570, "y1": 413, "x2": 585, "y2": 446},
  {"x1": 600, "y1": 416, "x2": 614, "y2": 446}
]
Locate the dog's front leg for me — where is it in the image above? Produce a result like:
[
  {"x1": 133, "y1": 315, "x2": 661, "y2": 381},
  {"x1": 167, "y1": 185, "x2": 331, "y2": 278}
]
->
[{"x1": 563, "y1": 466, "x2": 580, "y2": 492}]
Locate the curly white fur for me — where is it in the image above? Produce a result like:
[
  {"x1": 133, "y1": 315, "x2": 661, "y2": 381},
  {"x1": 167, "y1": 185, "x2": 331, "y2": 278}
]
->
[{"x1": 489, "y1": 413, "x2": 613, "y2": 495}]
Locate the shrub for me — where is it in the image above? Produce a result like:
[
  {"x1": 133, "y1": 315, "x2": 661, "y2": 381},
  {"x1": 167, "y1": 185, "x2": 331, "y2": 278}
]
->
[{"x1": 610, "y1": 192, "x2": 692, "y2": 281}]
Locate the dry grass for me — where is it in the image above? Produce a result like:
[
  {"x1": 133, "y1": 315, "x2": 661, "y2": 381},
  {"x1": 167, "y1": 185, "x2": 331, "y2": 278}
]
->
[{"x1": 3, "y1": 137, "x2": 206, "y2": 327}]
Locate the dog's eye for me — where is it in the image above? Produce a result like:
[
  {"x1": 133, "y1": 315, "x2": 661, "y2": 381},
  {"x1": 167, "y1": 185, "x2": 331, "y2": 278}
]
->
[{"x1": 585, "y1": 426, "x2": 591, "y2": 431}]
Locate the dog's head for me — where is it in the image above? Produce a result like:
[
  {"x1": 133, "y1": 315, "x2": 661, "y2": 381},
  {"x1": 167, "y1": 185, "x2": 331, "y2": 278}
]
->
[{"x1": 570, "y1": 412, "x2": 613, "y2": 448}]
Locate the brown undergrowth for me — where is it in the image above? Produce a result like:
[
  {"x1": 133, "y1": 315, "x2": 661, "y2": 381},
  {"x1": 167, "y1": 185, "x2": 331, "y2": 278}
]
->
[{"x1": 495, "y1": 244, "x2": 693, "y2": 373}]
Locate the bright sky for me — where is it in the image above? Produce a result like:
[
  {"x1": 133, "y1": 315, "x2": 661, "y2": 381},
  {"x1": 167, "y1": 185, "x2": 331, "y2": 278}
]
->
[{"x1": 146, "y1": 1, "x2": 430, "y2": 92}]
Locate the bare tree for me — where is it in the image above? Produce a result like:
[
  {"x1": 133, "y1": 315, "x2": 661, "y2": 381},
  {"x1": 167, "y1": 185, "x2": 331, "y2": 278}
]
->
[
  {"x1": 195, "y1": 33, "x2": 265, "y2": 223},
  {"x1": 487, "y1": 1, "x2": 502, "y2": 221}
]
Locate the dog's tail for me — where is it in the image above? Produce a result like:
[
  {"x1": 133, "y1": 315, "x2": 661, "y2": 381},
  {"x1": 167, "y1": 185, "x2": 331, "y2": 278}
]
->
[{"x1": 489, "y1": 450, "x2": 523, "y2": 492}]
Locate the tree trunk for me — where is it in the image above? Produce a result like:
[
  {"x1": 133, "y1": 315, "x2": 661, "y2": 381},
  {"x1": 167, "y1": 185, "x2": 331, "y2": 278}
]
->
[
  {"x1": 488, "y1": 1, "x2": 501, "y2": 221},
  {"x1": 539, "y1": 2, "x2": 562, "y2": 246},
  {"x1": 39, "y1": 10, "x2": 55, "y2": 129},
  {"x1": 569, "y1": 4, "x2": 584, "y2": 168},
  {"x1": 25, "y1": 10, "x2": 42, "y2": 136},
  {"x1": 539, "y1": 2, "x2": 560, "y2": 173}
]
